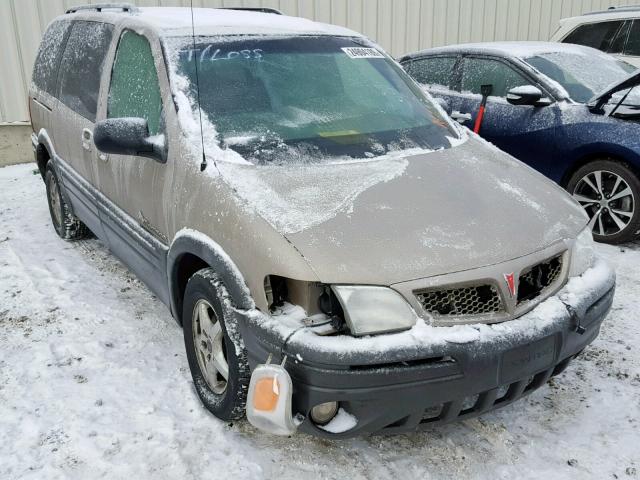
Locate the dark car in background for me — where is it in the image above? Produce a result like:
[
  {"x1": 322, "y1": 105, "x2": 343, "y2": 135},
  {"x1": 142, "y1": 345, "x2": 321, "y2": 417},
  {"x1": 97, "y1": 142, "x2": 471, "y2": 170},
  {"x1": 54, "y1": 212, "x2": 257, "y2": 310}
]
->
[{"x1": 400, "y1": 42, "x2": 640, "y2": 244}]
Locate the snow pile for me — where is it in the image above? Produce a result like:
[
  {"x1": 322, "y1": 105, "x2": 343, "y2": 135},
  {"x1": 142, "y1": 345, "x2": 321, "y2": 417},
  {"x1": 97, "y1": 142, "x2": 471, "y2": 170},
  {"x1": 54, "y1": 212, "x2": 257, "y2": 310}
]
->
[{"x1": 318, "y1": 409, "x2": 358, "y2": 434}]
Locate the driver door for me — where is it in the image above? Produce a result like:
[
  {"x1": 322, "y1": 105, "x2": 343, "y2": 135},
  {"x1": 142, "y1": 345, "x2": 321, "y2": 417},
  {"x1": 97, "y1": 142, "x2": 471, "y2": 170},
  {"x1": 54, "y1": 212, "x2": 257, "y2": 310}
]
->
[
  {"x1": 93, "y1": 28, "x2": 172, "y2": 303},
  {"x1": 455, "y1": 56, "x2": 562, "y2": 176}
]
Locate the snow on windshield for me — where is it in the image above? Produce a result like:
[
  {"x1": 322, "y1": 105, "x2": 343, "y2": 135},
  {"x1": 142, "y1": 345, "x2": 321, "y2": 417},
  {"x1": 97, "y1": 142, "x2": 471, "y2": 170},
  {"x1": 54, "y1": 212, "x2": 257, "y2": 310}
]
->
[
  {"x1": 525, "y1": 51, "x2": 637, "y2": 103},
  {"x1": 163, "y1": 35, "x2": 464, "y2": 166}
]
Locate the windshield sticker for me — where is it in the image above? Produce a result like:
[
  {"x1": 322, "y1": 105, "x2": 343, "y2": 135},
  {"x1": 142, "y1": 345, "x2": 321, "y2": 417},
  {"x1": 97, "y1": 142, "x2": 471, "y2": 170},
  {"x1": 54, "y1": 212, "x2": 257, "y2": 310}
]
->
[{"x1": 342, "y1": 47, "x2": 385, "y2": 59}]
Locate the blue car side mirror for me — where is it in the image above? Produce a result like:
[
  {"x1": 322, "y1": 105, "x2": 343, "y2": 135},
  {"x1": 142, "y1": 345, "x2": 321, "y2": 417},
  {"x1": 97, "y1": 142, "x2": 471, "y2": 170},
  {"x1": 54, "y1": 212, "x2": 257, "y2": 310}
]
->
[{"x1": 507, "y1": 86, "x2": 551, "y2": 107}]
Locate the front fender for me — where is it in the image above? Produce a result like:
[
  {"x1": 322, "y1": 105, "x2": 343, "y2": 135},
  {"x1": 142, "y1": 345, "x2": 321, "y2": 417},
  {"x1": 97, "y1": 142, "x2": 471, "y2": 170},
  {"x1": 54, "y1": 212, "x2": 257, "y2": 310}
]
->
[{"x1": 167, "y1": 228, "x2": 255, "y2": 321}]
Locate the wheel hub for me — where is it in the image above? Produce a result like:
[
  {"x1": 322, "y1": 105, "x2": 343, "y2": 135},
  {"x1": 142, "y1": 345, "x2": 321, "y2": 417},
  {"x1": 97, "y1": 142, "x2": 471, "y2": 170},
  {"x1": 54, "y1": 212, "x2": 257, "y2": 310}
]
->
[
  {"x1": 192, "y1": 299, "x2": 229, "y2": 395},
  {"x1": 573, "y1": 169, "x2": 635, "y2": 237}
]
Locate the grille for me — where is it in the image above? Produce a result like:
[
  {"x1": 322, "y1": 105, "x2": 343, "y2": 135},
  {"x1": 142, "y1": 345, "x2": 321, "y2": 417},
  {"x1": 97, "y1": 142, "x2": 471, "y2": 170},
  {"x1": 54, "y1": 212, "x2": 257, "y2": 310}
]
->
[
  {"x1": 416, "y1": 284, "x2": 503, "y2": 316},
  {"x1": 517, "y1": 255, "x2": 563, "y2": 305}
]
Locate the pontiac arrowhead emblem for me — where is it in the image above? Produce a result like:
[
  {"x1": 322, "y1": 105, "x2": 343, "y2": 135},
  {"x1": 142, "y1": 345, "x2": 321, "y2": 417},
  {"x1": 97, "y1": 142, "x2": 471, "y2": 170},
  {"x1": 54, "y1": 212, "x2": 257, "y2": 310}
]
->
[{"x1": 504, "y1": 273, "x2": 516, "y2": 298}]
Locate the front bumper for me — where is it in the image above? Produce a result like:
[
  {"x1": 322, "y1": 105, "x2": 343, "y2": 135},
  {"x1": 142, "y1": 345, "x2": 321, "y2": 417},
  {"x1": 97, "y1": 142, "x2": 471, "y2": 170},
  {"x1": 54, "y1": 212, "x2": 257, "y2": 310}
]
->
[{"x1": 240, "y1": 260, "x2": 615, "y2": 438}]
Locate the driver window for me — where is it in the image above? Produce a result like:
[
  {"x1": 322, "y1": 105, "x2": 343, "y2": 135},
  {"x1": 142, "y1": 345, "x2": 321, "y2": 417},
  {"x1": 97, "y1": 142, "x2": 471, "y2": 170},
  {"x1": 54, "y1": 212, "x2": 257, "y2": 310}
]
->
[
  {"x1": 461, "y1": 57, "x2": 529, "y2": 98},
  {"x1": 108, "y1": 31, "x2": 163, "y2": 136}
]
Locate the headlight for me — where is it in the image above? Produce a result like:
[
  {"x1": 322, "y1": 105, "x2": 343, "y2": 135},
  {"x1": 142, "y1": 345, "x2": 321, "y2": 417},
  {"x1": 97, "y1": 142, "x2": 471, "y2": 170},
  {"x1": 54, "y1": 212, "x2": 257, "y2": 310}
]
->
[
  {"x1": 331, "y1": 285, "x2": 417, "y2": 336},
  {"x1": 569, "y1": 227, "x2": 596, "y2": 277}
]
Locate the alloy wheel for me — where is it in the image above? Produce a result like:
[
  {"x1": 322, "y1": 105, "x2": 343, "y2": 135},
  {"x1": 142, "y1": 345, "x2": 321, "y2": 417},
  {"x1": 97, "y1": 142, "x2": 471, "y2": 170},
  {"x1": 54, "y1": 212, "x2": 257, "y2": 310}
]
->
[
  {"x1": 192, "y1": 299, "x2": 229, "y2": 395},
  {"x1": 572, "y1": 170, "x2": 635, "y2": 237}
]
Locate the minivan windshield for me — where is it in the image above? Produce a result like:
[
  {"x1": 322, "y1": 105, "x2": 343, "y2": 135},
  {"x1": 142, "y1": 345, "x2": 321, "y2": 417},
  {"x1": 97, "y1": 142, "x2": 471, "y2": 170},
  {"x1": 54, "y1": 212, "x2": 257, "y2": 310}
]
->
[
  {"x1": 524, "y1": 51, "x2": 637, "y2": 103},
  {"x1": 166, "y1": 35, "x2": 458, "y2": 164}
]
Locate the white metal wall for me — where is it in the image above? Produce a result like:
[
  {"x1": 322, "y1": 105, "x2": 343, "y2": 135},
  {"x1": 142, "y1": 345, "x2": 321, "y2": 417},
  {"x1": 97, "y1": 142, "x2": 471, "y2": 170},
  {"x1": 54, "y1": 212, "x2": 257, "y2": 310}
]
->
[{"x1": 0, "y1": 0, "x2": 632, "y2": 122}]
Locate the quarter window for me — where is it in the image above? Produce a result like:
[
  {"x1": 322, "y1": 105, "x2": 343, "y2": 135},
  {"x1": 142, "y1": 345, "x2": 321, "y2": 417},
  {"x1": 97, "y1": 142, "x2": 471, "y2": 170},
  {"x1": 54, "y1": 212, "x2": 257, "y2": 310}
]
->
[
  {"x1": 404, "y1": 57, "x2": 456, "y2": 89},
  {"x1": 58, "y1": 21, "x2": 114, "y2": 121},
  {"x1": 108, "y1": 31, "x2": 163, "y2": 136},
  {"x1": 461, "y1": 58, "x2": 529, "y2": 98},
  {"x1": 32, "y1": 19, "x2": 71, "y2": 97}
]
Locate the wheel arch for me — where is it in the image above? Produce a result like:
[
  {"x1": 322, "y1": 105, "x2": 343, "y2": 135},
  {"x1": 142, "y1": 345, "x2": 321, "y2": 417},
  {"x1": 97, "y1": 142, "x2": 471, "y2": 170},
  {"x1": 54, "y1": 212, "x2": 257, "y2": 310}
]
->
[
  {"x1": 560, "y1": 147, "x2": 640, "y2": 189},
  {"x1": 35, "y1": 143, "x2": 50, "y2": 178},
  {"x1": 167, "y1": 229, "x2": 255, "y2": 325}
]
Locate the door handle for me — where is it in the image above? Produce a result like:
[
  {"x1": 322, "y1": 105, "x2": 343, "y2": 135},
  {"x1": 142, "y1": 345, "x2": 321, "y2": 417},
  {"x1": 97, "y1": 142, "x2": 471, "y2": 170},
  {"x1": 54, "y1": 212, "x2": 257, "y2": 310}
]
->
[
  {"x1": 81, "y1": 128, "x2": 93, "y2": 152},
  {"x1": 450, "y1": 111, "x2": 472, "y2": 122}
]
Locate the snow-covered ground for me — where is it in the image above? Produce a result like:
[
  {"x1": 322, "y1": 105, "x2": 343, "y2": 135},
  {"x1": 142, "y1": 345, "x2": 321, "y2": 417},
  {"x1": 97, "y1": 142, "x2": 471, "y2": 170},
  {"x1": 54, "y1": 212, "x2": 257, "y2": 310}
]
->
[{"x1": 0, "y1": 163, "x2": 638, "y2": 480}]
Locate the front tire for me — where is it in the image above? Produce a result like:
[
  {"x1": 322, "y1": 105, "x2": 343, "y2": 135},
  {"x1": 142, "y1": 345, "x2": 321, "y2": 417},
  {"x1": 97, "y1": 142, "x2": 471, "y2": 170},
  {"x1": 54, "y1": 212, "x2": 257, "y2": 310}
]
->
[
  {"x1": 44, "y1": 163, "x2": 89, "y2": 240},
  {"x1": 182, "y1": 269, "x2": 250, "y2": 421},
  {"x1": 567, "y1": 160, "x2": 640, "y2": 244}
]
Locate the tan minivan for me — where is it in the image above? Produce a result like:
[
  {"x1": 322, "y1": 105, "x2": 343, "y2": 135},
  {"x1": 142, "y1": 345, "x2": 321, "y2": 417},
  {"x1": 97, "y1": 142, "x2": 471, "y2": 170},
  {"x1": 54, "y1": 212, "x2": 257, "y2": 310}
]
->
[{"x1": 30, "y1": 4, "x2": 615, "y2": 437}]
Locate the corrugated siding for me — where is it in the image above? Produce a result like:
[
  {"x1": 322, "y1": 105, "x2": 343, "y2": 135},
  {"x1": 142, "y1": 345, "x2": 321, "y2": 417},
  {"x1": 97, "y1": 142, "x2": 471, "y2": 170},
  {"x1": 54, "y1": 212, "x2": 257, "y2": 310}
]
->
[{"x1": 0, "y1": 0, "x2": 632, "y2": 122}]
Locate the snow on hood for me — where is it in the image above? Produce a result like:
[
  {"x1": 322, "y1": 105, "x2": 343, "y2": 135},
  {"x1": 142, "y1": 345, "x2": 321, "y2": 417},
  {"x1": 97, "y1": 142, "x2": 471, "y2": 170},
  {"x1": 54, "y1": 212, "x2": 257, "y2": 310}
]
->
[
  {"x1": 216, "y1": 151, "x2": 415, "y2": 235},
  {"x1": 219, "y1": 135, "x2": 587, "y2": 285}
]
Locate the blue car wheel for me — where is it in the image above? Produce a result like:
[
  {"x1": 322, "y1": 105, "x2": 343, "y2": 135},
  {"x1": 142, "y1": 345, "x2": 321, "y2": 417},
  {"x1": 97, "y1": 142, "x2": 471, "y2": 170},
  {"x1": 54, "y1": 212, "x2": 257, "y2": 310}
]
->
[{"x1": 568, "y1": 160, "x2": 640, "y2": 244}]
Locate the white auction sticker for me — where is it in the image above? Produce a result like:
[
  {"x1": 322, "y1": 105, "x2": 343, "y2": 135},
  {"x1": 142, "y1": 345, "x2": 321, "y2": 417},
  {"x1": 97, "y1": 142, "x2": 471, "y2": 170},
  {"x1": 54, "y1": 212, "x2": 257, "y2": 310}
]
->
[{"x1": 341, "y1": 47, "x2": 385, "y2": 59}]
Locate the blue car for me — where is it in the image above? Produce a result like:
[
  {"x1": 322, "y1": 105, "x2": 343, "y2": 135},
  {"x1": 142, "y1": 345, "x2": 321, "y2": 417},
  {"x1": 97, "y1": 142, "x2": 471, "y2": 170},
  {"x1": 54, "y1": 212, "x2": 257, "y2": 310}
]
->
[{"x1": 400, "y1": 42, "x2": 640, "y2": 244}]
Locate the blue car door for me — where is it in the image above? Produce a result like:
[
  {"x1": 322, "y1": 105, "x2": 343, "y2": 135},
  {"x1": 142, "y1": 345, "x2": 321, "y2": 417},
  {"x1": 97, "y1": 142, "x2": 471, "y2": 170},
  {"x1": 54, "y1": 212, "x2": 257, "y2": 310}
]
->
[{"x1": 455, "y1": 56, "x2": 563, "y2": 177}]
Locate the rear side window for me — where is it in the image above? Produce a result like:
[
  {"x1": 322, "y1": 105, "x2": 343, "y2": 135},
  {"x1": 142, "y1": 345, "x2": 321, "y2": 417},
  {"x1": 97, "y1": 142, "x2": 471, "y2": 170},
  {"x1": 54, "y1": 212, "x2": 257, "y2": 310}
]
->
[
  {"x1": 58, "y1": 21, "x2": 114, "y2": 122},
  {"x1": 461, "y1": 57, "x2": 529, "y2": 97},
  {"x1": 404, "y1": 57, "x2": 456, "y2": 89},
  {"x1": 562, "y1": 21, "x2": 625, "y2": 52},
  {"x1": 108, "y1": 31, "x2": 163, "y2": 136},
  {"x1": 625, "y1": 20, "x2": 640, "y2": 56},
  {"x1": 32, "y1": 19, "x2": 71, "y2": 96}
]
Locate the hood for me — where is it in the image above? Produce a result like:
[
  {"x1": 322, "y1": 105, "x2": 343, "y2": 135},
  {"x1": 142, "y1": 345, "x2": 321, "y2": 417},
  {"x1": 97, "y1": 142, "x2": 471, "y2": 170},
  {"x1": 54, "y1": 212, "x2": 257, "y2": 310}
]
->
[
  {"x1": 588, "y1": 70, "x2": 640, "y2": 112},
  {"x1": 217, "y1": 137, "x2": 587, "y2": 285}
]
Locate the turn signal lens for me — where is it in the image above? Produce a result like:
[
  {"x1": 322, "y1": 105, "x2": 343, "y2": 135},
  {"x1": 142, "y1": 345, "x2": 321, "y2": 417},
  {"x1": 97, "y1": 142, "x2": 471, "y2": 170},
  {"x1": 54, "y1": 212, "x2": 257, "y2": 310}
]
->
[
  {"x1": 247, "y1": 362, "x2": 297, "y2": 435},
  {"x1": 253, "y1": 377, "x2": 280, "y2": 412}
]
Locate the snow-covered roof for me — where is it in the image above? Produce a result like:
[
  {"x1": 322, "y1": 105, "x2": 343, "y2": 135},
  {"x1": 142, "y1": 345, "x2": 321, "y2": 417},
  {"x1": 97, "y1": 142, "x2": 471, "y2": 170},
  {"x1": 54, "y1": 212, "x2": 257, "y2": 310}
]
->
[
  {"x1": 67, "y1": 7, "x2": 362, "y2": 38},
  {"x1": 401, "y1": 41, "x2": 603, "y2": 61}
]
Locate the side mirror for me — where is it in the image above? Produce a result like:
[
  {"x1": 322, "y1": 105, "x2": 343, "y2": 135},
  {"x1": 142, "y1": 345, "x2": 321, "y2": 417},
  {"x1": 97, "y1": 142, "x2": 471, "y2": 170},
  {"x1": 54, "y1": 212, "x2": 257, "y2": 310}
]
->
[
  {"x1": 434, "y1": 97, "x2": 452, "y2": 115},
  {"x1": 506, "y1": 85, "x2": 550, "y2": 106},
  {"x1": 94, "y1": 117, "x2": 166, "y2": 162}
]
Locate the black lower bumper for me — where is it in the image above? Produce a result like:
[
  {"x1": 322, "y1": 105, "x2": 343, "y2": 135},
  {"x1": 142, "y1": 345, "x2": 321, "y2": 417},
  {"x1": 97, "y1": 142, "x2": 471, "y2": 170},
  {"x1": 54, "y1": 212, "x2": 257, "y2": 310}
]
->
[{"x1": 241, "y1": 283, "x2": 614, "y2": 438}]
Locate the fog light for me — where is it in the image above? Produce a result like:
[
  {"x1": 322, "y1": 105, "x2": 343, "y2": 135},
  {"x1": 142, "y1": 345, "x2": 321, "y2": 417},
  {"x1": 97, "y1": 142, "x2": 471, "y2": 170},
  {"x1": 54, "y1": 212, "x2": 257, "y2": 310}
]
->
[{"x1": 310, "y1": 401, "x2": 339, "y2": 425}]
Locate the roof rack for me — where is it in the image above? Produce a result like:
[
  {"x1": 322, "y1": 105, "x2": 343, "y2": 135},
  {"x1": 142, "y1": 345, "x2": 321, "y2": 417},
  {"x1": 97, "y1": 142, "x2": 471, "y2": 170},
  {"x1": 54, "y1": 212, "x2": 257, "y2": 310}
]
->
[
  {"x1": 585, "y1": 5, "x2": 640, "y2": 15},
  {"x1": 65, "y1": 3, "x2": 139, "y2": 14},
  {"x1": 217, "y1": 7, "x2": 283, "y2": 15}
]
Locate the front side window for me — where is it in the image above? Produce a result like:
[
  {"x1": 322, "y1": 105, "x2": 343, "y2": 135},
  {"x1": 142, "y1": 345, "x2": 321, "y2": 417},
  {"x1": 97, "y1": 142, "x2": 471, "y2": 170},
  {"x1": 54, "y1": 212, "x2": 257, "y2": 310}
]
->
[
  {"x1": 562, "y1": 21, "x2": 624, "y2": 52},
  {"x1": 58, "y1": 21, "x2": 114, "y2": 121},
  {"x1": 165, "y1": 36, "x2": 459, "y2": 165},
  {"x1": 461, "y1": 57, "x2": 529, "y2": 97},
  {"x1": 404, "y1": 57, "x2": 457, "y2": 89},
  {"x1": 108, "y1": 31, "x2": 163, "y2": 136},
  {"x1": 32, "y1": 19, "x2": 71, "y2": 97}
]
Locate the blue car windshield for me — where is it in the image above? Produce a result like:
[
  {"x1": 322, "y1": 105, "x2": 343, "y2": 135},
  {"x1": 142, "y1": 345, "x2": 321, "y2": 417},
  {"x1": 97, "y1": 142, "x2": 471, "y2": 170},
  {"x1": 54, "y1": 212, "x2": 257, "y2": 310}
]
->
[
  {"x1": 167, "y1": 35, "x2": 458, "y2": 164},
  {"x1": 525, "y1": 51, "x2": 637, "y2": 103}
]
